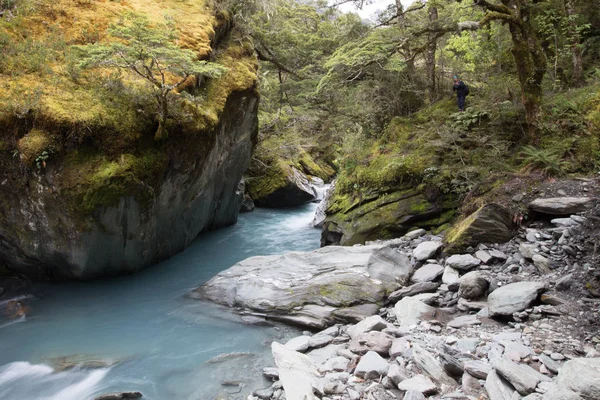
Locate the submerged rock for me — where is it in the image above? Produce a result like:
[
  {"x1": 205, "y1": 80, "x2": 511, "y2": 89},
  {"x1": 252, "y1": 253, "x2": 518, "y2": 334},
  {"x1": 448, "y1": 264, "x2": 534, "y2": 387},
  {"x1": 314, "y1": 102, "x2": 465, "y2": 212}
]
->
[
  {"x1": 94, "y1": 392, "x2": 142, "y2": 400},
  {"x1": 192, "y1": 244, "x2": 412, "y2": 328}
]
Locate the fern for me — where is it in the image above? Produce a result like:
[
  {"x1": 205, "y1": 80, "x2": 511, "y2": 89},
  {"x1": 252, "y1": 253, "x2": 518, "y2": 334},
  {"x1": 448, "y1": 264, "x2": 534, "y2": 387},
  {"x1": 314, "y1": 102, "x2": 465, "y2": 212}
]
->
[{"x1": 519, "y1": 145, "x2": 567, "y2": 177}]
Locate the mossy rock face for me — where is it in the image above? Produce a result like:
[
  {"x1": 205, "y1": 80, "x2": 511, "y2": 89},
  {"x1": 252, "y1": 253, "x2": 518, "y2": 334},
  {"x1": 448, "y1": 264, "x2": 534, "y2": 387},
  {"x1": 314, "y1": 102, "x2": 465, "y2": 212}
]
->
[
  {"x1": 321, "y1": 186, "x2": 458, "y2": 246},
  {"x1": 248, "y1": 164, "x2": 317, "y2": 208},
  {"x1": 444, "y1": 203, "x2": 516, "y2": 254}
]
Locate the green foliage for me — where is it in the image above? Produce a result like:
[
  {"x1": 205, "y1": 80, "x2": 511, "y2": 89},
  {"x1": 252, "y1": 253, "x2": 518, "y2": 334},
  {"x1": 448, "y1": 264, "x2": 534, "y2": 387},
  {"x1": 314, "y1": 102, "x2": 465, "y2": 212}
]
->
[
  {"x1": 519, "y1": 145, "x2": 567, "y2": 177},
  {"x1": 73, "y1": 12, "x2": 226, "y2": 140},
  {"x1": 448, "y1": 109, "x2": 491, "y2": 130}
]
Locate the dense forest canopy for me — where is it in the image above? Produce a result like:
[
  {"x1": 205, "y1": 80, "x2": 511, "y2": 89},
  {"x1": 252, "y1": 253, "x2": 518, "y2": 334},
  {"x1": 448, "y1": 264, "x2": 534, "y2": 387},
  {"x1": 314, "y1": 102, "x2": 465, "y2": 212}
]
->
[{"x1": 239, "y1": 0, "x2": 600, "y2": 193}]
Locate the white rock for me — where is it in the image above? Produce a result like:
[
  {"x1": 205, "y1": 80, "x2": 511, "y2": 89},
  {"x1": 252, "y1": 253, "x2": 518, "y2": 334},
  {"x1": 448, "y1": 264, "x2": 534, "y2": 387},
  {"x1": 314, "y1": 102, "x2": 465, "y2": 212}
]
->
[
  {"x1": 285, "y1": 336, "x2": 311, "y2": 352},
  {"x1": 346, "y1": 315, "x2": 389, "y2": 339}
]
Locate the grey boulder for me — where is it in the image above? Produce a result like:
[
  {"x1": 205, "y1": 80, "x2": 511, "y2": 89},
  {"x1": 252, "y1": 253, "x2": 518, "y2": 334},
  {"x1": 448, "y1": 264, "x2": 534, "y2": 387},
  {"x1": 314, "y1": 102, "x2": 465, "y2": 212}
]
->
[
  {"x1": 394, "y1": 297, "x2": 436, "y2": 328},
  {"x1": 543, "y1": 358, "x2": 600, "y2": 400},
  {"x1": 488, "y1": 281, "x2": 546, "y2": 317},
  {"x1": 411, "y1": 264, "x2": 444, "y2": 283},
  {"x1": 446, "y1": 254, "x2": 481, "y2": 271},
  {"x1": 459, "y1": 271, "x2": 490, "y2": 300},
  {"x1": 413, "y1": 241, "x2": 443, "y2": 261},
  {"x1": 529, "y1": 197, "x2": 594, "y2": 216},
  {"x1": 193, "y1": 244, "x2": 412, "y2": 328}
]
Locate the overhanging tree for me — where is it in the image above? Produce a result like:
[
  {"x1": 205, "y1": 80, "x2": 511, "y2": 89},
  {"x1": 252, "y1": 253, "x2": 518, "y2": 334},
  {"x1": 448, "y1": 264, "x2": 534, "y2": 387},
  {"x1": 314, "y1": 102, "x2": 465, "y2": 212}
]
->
[{"x1": 74, "y1": 13, "x2": 226, "y2": 140}]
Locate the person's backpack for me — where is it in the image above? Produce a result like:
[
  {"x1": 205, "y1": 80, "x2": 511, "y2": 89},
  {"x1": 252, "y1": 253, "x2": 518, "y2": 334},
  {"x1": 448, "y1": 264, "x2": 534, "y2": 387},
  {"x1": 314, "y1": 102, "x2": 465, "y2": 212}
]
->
[{"x1": 464, "y1": 84, "x2": 470, "y2": 96}]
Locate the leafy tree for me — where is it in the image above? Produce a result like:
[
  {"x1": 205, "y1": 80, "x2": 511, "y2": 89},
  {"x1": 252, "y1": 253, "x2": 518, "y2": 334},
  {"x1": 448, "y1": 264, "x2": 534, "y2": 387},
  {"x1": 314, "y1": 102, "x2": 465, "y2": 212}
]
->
[{"x1": 74, "y1": 13, "x2": 226, "y2": 140}]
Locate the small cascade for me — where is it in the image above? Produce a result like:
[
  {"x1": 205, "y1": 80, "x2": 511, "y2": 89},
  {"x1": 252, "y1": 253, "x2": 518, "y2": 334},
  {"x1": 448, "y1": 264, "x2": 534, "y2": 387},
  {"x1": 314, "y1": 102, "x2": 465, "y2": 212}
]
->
[
  {"x1": 312, "y1": 180, "x2": 335, "y2": 228},
  {"x1": 0, "y1": 362, "x2": 109, "y2": 400}
]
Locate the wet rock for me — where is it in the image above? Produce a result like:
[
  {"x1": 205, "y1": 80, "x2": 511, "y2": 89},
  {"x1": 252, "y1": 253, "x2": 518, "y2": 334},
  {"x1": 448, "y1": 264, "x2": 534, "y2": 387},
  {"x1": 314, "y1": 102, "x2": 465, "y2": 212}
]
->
[
  {"x1": 354, "y1": 351, "x2": 389, "y2": 379},
  {"x1": 446, "y1": 254, "x2": 481, "y2": 271},
  {"x1": 529, "y1": 197, "x2": 594, "y2": 216},
  {"x1": 394, "y1": 297, "x2": 436, "y2": 328},
  {"x1": 94, "y1": 393, "x2": 142, "y2": 400},
  {"x1": 411, "y1": 264, "x2": 444, "y2": 283},
  {"x1": 413, "y1": 241, "x2": 443, "y2": 261},
  {"x1": 445, "y1": 204, "x2": 515, "y2": 253},
  {"x1": 253, "y1": 387, "x2": 274, "y2": 400},
  {"x1": 488, "y1": 281, "x2": 546, "y2": 317},
  {"x1": 458, "y1": 271, "x2": 489, "y2": 300},
  {"x1": 251, "y1": 166, "x2": 317, "y2": 207},
  {"x1": 397, "y1": 374, "x2": 438, "y2": 395}
]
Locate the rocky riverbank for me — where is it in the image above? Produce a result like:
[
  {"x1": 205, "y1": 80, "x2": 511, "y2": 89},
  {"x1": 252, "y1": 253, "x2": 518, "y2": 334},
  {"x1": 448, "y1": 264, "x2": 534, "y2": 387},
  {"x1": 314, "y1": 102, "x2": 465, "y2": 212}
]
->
[{"x1": 200, "y1": 196, "x2": 600, "y2": 400}]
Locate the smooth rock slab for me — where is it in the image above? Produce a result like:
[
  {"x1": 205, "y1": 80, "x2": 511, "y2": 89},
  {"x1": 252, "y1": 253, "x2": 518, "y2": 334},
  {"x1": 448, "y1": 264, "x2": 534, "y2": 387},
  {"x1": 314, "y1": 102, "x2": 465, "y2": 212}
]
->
[
  {"x1": 354, "y1": 351, "x2": 389, "y2": 379},
  {"x1": 411, "y1": 264, "x2": 444, "y2": 283},
  {"x1": 413, "y1": 241, "x2": 443, "y2": 261},
  {"x1": 397, "y1": 374, "x2": 438, "y2": 395},
  {"x1": 194, "y1": 244, "x2": 412, "y2": 328},
  {"x1": 442, "y1": 266, "x2": 460, "y2": 285},
  {"x1": 446, "y1": 254, "x2": 481, "y2": 271},
  {"x1": 529, "y1": 197, "x2": 594, "y2": 216},
  {"x1": 488, "y1": 281, "x2": 546, "y2": 317},
  {"x1": 493, "y1": 356, "x2": 551, "y2": 395}
]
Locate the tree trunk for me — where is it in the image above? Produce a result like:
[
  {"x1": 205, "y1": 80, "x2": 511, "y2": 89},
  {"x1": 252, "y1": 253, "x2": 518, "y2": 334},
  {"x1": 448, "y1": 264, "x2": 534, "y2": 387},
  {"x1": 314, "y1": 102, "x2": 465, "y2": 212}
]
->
[
  {"x1": 425, "y1": 6, "x2": 439, "y2": 103},
  {"x1": 564, "y1": 0, "x2": 584, "y2": 87},
  {"x1": 155, "y1": 91, "x2": 169, "y2": 141},
  {"x1": 508, "y1": 19, "x2": 545, "y2": 142}
]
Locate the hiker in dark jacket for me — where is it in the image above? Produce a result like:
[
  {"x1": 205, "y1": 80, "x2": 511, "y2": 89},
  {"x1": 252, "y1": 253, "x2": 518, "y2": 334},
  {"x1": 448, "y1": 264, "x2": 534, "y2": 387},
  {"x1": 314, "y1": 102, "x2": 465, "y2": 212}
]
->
[{"x1": 452, "y1": 76, "x2": 467, "y2": 112}]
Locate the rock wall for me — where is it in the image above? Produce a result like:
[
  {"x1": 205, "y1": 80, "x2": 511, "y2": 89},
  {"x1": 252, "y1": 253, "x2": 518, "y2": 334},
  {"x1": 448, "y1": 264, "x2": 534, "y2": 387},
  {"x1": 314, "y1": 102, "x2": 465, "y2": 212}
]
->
[{"x1": 0, "y1": 89, "x2": 258, "y2": 280}]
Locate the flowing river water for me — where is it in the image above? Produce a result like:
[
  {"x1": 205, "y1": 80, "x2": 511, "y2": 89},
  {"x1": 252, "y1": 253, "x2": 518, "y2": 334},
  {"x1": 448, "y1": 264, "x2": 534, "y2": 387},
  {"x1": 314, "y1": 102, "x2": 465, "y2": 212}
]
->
[{"x1": 0, "y1": 203, "x2": 322, "y2": 400}]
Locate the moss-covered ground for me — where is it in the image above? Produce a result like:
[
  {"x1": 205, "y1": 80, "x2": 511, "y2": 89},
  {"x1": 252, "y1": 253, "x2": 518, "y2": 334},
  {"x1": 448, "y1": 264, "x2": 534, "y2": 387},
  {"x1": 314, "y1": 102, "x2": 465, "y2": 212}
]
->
[{"x1": 0, "y1": 0, "x2": 257, "y2": 214}]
